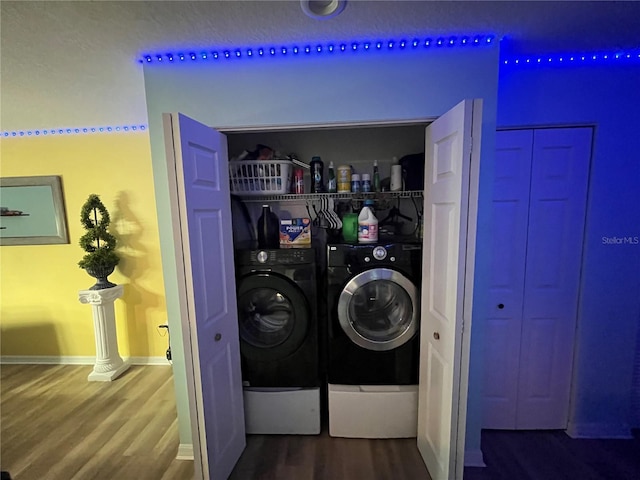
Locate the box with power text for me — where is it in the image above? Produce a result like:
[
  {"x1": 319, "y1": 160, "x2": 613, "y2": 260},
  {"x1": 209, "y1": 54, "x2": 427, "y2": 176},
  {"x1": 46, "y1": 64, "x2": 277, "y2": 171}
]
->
[{"x1": 279, "y1": 218, "x2": 311, "y2": 245}]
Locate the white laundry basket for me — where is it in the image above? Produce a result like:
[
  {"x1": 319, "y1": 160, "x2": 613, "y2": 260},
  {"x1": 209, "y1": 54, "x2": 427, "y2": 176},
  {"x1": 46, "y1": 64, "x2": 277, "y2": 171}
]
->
[{"x1": 229, "y1": 160, "x2": 293, "y2": 195}]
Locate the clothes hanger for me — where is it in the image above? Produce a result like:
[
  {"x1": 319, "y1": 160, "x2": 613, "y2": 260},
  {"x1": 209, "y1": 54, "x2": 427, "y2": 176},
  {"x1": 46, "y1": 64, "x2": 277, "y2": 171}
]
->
[{"x1": 379, "y1": 206, "x2": 412, "y2": 227}]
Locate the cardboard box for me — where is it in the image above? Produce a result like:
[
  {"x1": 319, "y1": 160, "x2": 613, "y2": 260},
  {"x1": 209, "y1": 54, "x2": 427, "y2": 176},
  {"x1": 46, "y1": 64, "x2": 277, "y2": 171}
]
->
[{"x1": 279, "y1": 218, "x2": 311, "y2": 245}]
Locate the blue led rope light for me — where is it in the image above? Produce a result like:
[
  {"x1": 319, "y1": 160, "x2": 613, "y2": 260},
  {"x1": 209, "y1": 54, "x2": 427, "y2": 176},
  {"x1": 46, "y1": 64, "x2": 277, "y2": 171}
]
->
[
  {"x1": 1, "y1": 124, "x2": 147, "y2": 138},
  {"x1": 139, "y1": 34, "x2": 496, "y2": 64},
  {"x1": 502, "y1": 49, "x2": 640, "y2": 66},
  {"x1": 4, "y1": 39, "x2": 638, "y2": 138},
  {"x1": 139, "y1": 35, "x2": 639, "y2": 69}
]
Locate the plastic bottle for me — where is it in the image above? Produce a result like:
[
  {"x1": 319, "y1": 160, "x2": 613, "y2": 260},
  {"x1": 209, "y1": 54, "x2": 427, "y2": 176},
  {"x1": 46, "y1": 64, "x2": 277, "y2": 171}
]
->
[
  {"x1": 327, "y1": 161, "x2": 337, "y2": 193},
  {"x1": 390, "y1": 156, "x2": 402, "y2": 192},
  {"x1": 351, "y1": 173, "x2": 361, "y2": 193},
  {"x1": 358, "y1": 200, "x2": 378, "y2": 244},
  {"x1": 361, "y1": 173, "x2": 371, "y2": 192},
  {"x1": 373, "y1": 159, "x2": 380, "y2": 192},
  {"x1": 257, "y1": 204, "x2": 280, "y2": 249},
  {"x1": 310, "y1": 156, "x2": 324, "y2": 193},
  {"x1": 337, "y1": 165, "x2": 351, "y2": 192},
  {"x1": 294, "y1": 168, "x2": 304, "y2": 194}
]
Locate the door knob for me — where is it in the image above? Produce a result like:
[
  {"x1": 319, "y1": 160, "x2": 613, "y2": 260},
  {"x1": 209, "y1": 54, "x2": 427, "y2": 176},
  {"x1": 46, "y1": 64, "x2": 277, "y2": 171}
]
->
[
  {"x1": 214, "y1": 333, "x2": 222, "y2": 342},
  {"x1": 497, "y1": 303, "x2": 505, "y2": 309},
  {"x1": 433, "y1": 332, "x2": 440, "y2": 340}
]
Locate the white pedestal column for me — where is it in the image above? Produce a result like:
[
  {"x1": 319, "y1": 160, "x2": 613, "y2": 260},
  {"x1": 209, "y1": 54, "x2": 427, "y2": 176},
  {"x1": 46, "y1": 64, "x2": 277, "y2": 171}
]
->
[{"x1": 78, "y1": 284, "x2": 129, "y2": 382}]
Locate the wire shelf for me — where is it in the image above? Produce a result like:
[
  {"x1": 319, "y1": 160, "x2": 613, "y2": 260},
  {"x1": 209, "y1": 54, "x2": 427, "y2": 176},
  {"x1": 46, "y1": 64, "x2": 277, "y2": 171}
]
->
[{"x1": 233, "y1": 190, "x2": 423, "y2": 203}]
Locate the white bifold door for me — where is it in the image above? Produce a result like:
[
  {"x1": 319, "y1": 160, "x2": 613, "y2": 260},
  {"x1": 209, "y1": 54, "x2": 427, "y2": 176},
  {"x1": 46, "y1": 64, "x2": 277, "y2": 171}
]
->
[{"x1": 482, "y1": 127, "x2": 592, "y2": 429}]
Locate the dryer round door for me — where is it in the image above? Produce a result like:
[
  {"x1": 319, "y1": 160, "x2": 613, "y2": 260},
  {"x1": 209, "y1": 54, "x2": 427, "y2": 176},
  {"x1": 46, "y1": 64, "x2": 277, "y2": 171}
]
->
[
  {"x1": 337, "y1": 268, "x2": 418, "y2": 351},
  {"x1": 236, "y1": 273, "x2": 309, "y2": 361}
]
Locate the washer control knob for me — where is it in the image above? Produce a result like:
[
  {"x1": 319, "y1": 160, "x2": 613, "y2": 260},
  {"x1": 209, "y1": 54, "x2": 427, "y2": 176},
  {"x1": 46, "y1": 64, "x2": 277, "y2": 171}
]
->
[
  {"x1": 364, "y1": 256, "x2": 371, "y2": 262},
  {"x1": 256, "y1": 251, "x2": 268, "y2": 264},
  {"x1": 390, "y1": 256, "x2": 396, "y2": 262},
  {"x1": 372, "y1": 246, "x2": 387, "y2": 260}
]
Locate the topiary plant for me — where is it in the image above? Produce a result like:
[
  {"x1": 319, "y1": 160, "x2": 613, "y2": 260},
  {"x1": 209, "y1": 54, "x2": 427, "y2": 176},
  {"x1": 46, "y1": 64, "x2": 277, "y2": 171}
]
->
[{"x1": 78, "y1": 194, "x2": 119, "y2": 289}]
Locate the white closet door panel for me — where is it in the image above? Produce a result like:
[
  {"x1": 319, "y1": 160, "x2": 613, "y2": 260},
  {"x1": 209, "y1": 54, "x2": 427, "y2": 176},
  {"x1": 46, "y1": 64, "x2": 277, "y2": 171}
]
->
[
  {"x1": 163, "y1": 113, "x2": 246, "y2": 479},
  {"x1": 418, "y1": 99, "x2": 481, "y2": 480},
  {"x1": 482, "y1": 130, "x2": 533, "y2": 429},
  {"x1": 517, "y1": 127, "x2": 592, "y2": 429}
]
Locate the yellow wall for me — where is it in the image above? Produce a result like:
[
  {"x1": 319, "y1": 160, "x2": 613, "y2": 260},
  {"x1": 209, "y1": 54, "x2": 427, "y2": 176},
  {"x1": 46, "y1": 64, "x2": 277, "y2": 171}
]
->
[{"x1": 0, "y1": 132, "x2": 169, "y2": 359}]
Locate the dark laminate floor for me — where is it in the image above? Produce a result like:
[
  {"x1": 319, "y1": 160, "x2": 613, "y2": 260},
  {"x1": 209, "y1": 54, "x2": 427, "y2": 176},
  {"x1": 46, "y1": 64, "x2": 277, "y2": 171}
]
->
[
  {"x1": 230, "y1": 428, "x2": 431, "y2": 480},
  {"x1": 464, "y1": 429, "x2": 640, "y2": 480},
  {"x1": 230, "y1": 427, "x2": 640, "y2": 480}
]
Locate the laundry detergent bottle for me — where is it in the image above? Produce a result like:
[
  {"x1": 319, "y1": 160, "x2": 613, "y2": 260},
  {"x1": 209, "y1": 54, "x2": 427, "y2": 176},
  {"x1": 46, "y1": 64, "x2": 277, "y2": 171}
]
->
[
  {"x1": 257, "y1": 204, "x2": 280, "y2": 249},
  {"x1": 357, "y1": 200, "x2": 378, "y2": 243}
]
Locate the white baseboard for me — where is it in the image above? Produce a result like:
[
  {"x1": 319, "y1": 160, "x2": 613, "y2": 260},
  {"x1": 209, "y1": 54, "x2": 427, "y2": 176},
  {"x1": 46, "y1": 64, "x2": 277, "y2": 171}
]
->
[
  {"x1": 177, "y1": 443, "x2": 194, "y2": 460},
  {"x1": 0, "y1": 355, "x2": 169, "y2": 366},
  {"x1": 0, "y1": 355, "x2": 95, "y2": 365},
  {"x1": 127, "y1": 356, "x2": 171, "y2": 365},
  {"x1": 464, "y1": 448, "x2": 486, "y2": 467},
  {"x1": 566, "y1": 422, "x2": 633, "y2": 439}
]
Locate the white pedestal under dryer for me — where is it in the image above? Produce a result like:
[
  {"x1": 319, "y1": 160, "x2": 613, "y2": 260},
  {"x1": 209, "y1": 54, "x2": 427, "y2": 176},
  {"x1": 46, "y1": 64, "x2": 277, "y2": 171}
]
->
[
  {"x1": 235, "y1": 247, "x2": 320, "y2": 434},
  {"x1": 326, "y1": 242, "x2": 422, "y2": 438}
]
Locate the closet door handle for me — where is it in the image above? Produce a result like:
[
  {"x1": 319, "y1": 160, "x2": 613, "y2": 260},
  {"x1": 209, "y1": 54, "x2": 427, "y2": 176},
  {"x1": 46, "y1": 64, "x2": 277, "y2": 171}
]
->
[
  {"x1": 433, "y1": 332, "x2": 440, "y2": 340},
  {"x1": 214, "y1": 333, "x2": 222, "y2": 342},
  {"x1": 497, "y1": 303, "x2": 505, "y2": 309}
]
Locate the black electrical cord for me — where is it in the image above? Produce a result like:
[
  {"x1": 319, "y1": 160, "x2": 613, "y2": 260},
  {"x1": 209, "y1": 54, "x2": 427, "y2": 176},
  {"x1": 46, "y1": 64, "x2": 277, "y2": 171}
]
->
[
  {"x1": 158, "y1": 324, "x2": 172, "y2": 363},
  {"x1": 411, "y1": 196, "x2": 423, "y2": 238}
]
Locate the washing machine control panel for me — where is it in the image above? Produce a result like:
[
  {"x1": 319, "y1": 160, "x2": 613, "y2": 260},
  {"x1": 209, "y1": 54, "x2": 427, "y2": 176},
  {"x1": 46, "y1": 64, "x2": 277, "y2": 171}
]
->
[
  {"x1": 364, "y1": 247, "x2": 397, "y2": 263},
  {"x1": 327, "y1": 243, "x2": 420, "y2": 268},
  {"x1": 372, "y1": 246, "x2": 387, "y2": 260},
  {"x1": 249, "y1": 248, "x2": 315, "y2": 266}
]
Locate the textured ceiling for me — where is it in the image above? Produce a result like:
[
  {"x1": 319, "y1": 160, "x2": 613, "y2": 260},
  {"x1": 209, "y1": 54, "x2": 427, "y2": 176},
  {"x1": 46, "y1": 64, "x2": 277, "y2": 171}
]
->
[{"x1": 2, "y1": 1, "x2": 640, "y2": 131}]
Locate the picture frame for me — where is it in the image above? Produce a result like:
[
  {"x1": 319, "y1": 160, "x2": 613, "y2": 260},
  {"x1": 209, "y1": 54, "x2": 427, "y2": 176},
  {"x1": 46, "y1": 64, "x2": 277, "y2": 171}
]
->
[{"x1": 0, "y1": 175, "x2": 70, "y2": 246}]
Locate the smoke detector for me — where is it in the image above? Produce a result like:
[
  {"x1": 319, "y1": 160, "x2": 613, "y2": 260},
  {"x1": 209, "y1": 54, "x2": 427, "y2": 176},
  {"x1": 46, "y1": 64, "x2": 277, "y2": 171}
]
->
[{"x1": 301, "y1": 0, "x2": 347, "y2": 20}]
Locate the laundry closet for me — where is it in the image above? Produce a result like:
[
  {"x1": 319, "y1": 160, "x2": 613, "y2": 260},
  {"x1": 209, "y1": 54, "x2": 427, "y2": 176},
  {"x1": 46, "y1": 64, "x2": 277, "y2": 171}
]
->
[
  {"x1": 226, "y1": 123, "x2": 427, "y2": 440},
  {"x1": 144, "y1": 44, "x2": 500, "y2": 479}
]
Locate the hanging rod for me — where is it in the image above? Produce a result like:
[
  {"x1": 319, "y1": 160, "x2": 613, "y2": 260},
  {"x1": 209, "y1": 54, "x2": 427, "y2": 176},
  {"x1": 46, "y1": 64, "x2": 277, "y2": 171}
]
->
[{"x1": 233, "y1": 191, "x2": 423, "y2": 203}]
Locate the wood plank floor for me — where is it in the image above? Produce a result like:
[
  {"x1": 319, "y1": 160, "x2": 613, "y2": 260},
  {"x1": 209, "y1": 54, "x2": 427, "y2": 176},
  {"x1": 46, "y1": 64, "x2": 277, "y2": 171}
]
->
[
  {"x1": 3, "y1": 365, "x2": 639, "y2": 480},
  {"x1": 0, "y1": 364, "x2": 193, "y2": 480},
  {"x1": 230, "y1": 430, "x2": 431, "y2": 480}
]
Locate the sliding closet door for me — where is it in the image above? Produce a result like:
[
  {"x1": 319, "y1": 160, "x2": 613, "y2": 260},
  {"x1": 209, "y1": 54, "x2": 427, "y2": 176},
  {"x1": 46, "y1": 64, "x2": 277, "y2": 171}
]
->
[{"x1": 483, "y1": 127, "x2": 592, "y2": 429}]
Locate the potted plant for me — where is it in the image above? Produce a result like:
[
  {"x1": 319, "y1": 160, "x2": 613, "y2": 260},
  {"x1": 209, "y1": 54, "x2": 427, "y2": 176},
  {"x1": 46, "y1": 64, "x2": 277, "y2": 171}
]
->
[{"x1": 78, "y1": 194, "x2": 120, "y2": 290}]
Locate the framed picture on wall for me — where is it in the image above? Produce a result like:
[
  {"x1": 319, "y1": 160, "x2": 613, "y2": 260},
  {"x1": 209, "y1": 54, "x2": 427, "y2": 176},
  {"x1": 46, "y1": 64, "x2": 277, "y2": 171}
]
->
[{"x1": 0, "y1": 175, "x2": 70, "y2": 246}]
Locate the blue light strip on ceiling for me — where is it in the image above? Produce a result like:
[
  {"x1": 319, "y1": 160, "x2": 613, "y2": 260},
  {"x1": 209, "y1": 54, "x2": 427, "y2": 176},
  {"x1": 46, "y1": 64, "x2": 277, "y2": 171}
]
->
[
  {"x1": 139, "y1": 34, "x2": 496, "y2": 64},
  {"x1": 1, "y1": 124, "x2": 147, "y2": 138},
  {"x1": 4, "y1": 41, "x2": 638, "y2": 138},
  {"x1": 503, "y1": 49, "x2": 640, "y2": 66}
]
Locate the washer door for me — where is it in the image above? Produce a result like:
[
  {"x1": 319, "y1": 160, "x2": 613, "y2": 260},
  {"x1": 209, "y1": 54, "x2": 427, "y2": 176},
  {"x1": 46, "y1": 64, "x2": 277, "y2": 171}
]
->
[
  {"x1": 237, "y1": 273, "x2": 309, "y2": 361},
  {"x1": 337, "y1": 268, "x2": 418, "y2": 351}
]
